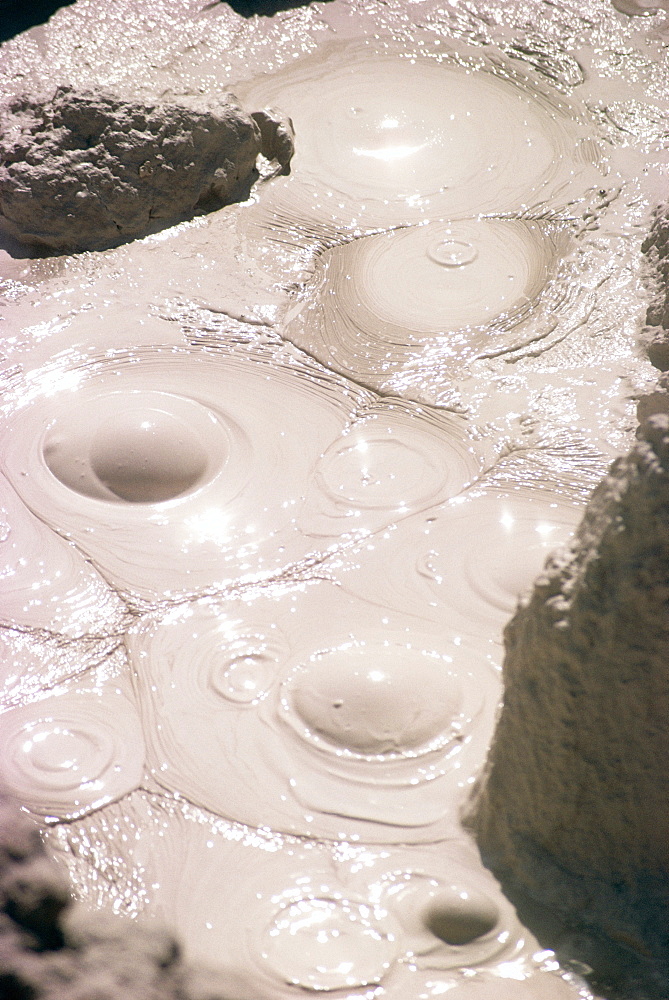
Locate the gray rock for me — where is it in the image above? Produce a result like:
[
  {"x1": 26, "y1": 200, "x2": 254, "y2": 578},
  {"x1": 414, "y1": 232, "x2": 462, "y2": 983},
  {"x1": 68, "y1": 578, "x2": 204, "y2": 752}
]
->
[
  {"x1": 641, "y1": 203, "x2": 669, "y2": 370},
  {"x1": 637, "y1": 371, "x2": 669, "y2": 424},
  {"x1": 251, "y1": 107, "x2": 294, "y2": 174},
  {"x1": 611, "y1": 0, "x2": 669, "y2": 14},
  {"x1": 469, "y1": 414, "x2": 669, "y2": 997},
  {"x1": 1, "y1": 855, "x2": 70, "y2": 946},
  {"x1": 0, "y1": 792, "x2": 248, "y2": 999},
  {"x1": 0, "y1": 86, "x2": 294, "y2": 252},
  {"x1": 0, "y1": 802, "x2": 44, "y2": 865}
]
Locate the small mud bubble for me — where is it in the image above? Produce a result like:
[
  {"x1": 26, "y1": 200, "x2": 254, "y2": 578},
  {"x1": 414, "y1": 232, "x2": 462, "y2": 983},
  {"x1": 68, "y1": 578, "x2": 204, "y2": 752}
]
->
[
  {"x1": 261, "y1": 896, "x2": 399, "y2": 991},
  {"x1": 428, "y1": 239, "x2": 478, "y2": 268},
  {"x1": 0, "y1": 687, "x2": 144, "y2": 820}
]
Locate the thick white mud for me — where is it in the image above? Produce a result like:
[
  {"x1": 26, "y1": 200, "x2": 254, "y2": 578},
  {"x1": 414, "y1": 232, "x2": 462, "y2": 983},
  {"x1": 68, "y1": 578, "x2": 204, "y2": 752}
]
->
[{"x1": 0, "y1": 0, "x2": 668, "y2": 997}]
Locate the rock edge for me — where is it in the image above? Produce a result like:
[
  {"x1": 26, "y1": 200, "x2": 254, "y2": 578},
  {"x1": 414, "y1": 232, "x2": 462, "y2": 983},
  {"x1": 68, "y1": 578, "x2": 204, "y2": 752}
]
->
[{"x1": 0, "y1": 87, "x2": 294, "y2": 252}]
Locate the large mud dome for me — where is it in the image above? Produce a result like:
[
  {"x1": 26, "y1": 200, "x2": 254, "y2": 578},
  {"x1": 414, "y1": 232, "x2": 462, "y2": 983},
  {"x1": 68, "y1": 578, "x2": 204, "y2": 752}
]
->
[{"x1": 1, "y1": 1, "x2": 669, "y2": 998}]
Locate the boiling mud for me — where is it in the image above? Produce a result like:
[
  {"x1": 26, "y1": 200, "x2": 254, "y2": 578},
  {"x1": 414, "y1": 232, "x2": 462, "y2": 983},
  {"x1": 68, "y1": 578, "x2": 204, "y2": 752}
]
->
[{"x1": 0, "y1": 1, "x2": 666, "y2": 998}]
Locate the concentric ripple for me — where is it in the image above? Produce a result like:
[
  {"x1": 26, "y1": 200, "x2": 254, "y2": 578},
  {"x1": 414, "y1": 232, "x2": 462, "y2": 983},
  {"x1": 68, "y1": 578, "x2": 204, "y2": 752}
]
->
[
  {"x1": 378, "y1": 873, "x2": 510, "y2": 970},
  {"x1": 241, "y1": 40, "x2": 604, "y2": 227},
  {"x1": 261, "y1": 896, "x2": 399, "y2": 991},
  {"x1": 300, "y1": 401, "x2": 488, "y2": 538},
  {"x1": 128, "y1": 585, "x2": 490, "y2": 843},
  {"x1": 0, "y1": 685, "x2": 144, "y2": 820},
  {"x1": 208, "y1": 631, "x2": 287, "y2": 705},
  {"x1": 0, "y1": 474, "x2": 126, "y2": 637},
  {"x1": 0, "y1": 4, "x2": 651, "y2": 1000},
  {"x1": 335, "y1": 488, "x2": 583, "y2": 639},
  {"x1": 0, "y1": 347, "x2": 359, "y2": 601},
  {"x1": 131, "y1": 601, "x2": 288, "y2": 711},
  {"x1": 419, "y1": 490, "x2": 583, "y2": 629},
  {"x1": 286, "y1": 219, "x2": 564, "y2": 386},
  {"x1": 43, "y1": 391, "x2": 217, "y2": 504},
  {"x1": 282, "y1": 645, "x2": 461, "y2": 757},
  {"x1": 276, "y1": 639, "x2": 487, "y2": 836},
  {"x1": 360, "y1": 221, "x2": 551, "y2": 331}
]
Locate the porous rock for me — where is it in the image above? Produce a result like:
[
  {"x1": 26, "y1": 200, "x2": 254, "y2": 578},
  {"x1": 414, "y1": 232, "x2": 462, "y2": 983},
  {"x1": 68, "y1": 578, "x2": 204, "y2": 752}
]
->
[
  {"x1": 251, "y1": 107, "x2": 294, "y2": 175},
  {"x1": 637, "y1": 370, "x2": 669, "y2": 424},
  {"x1": 611, "y1": 0, "x2": 669, "y2": 15},
  {"x1": 640, "y1": 202, "x2": 669, "y2": 370},
  {"x1": 0, "y1": 86, "x2": 294, "y2": 252},
  {"x1": 469, "y1": 414, "x2": 669, "y2": 996}
]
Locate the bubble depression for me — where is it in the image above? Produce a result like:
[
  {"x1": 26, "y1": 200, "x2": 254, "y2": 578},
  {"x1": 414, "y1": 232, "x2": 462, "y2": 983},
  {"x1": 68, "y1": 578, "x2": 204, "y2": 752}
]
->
[{"x1": 0, "y1": 7, "x2": 650, "y2": 1000}]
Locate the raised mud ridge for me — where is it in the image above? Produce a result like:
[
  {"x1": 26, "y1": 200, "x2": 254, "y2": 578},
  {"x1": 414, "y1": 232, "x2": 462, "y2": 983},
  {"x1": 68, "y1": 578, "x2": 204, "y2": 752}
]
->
[
  {"x1": 0, "y1": 87, "x2": 294, "y2": 252},
  {"x1": 469, "y1": 413, "x2": 669, "y2": 997}
]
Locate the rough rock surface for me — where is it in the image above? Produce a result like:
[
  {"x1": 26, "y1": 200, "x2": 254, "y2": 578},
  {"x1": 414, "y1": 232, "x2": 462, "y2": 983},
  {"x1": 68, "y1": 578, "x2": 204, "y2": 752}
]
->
[
  {"x1": 250, "y1": 107, "x2": 294, "y2": 174},
  {"x1": 611, "y1": 0, "x2": 669, "y2": 15},
  {"x1": 640, "y1": 203, "x2": 669, "y2": 370},
  {"x1": 0, "y1": 86, "x2": 294, "y2": 252},
  {"x1": 637, "y1": 371, "x2": 669, "y2": 423},
  {"x1": 0, "y1": 793, "x2": 248, "y2": 1000},
  {"x1": 469, "y1": 414, "x2": 669, "y2": 997}
]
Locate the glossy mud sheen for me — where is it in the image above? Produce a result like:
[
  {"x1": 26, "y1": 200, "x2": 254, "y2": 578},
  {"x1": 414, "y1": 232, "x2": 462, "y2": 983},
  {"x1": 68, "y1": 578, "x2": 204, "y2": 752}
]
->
[{"x1": 0, "y1": 0, "x2": 667, "y2": 997}]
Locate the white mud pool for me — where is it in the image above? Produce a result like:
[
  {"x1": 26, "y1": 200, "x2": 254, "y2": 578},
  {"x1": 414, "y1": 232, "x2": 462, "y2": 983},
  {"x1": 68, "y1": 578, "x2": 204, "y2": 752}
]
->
[{"x1": 0, "y1": 0, "x2": 668, "y2": 997}]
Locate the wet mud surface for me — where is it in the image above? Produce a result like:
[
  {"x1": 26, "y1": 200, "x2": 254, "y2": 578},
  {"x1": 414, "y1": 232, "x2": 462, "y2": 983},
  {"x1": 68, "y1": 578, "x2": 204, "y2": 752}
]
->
[{"x1": 1, "y1": 1, "x2": 668, "y2": 997}]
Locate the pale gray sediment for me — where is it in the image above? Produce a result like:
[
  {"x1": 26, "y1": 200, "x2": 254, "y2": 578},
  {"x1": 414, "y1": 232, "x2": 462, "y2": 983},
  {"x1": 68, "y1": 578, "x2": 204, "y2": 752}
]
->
[
  {"x1": 0, "y1": 87, "x2": 294, "y2": 252},
  {"x1": 469, "y1": 413, "x2": 669, "y2": 996},
  {"x1": 0, "y1": 1, "x2": 667, "y2": 998}
]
